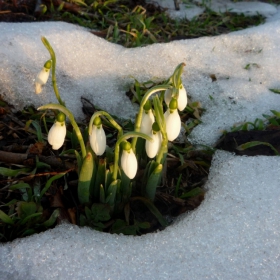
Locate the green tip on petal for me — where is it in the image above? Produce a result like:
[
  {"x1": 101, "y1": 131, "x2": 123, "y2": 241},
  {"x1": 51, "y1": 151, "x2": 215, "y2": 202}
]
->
[
  {"x1": 44, "y1": 60, "x2": 52, "y2": 69},
  {"x1": 152, "y1": 122, "x2": 160, "y2": 132},
  {"x1": 143, "y1": 100, "x2": 152, "y2": 111},
  {"x1": 169, "y1": 98, "x2": 178, "y2": 110},
  {"x1": 93, "y1": 116, "x2": 102, "y2": 126},
  {"x1": 56, "y1": 112, "x2": 66, "y2": 122},
  {"x1": 121, "y1": 141, "x2": 131, "y2": 151}
]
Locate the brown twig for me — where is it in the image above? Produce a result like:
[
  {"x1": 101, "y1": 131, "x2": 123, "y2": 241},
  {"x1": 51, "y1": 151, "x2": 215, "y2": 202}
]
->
[{"x1": 0, "y1": 150, "x2": 76, "y2": 170}]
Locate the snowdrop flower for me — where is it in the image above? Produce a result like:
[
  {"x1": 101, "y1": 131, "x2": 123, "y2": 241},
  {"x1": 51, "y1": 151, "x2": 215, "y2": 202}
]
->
[
  {"x1": 145, "y1": 122, "x2": 162, "y2": 158},
  {"x1": 164, "y1": 84, "x2": 187, "y2": 111},
  {"x1": 89, "y1": 117, "x2": 106, "y2": 156},
  {"x1": 121, "y1": 142, "x2": 137, "y2": 179},
  {"x1": 164, "y1": 98, "x2": 181, "y2": 141},
  {"x1": 48, "y1": 113, "x2": 66, "y2": 150},
  {"x1": 140, "y1": 100, "x2": 155, "y2": 135},
  {"x1": 35, "y1": 60, "x2": 52, "y2": 94}
]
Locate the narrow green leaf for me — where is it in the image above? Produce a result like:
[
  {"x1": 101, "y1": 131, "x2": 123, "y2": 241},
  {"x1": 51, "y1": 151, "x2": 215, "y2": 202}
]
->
[
  {"x1": 74, "y1": 150, "x2": 83, "y2": 174},
  {"x1": 91, "y1": 204, "x2": 111, "y2": 222},
  {"x1": 42, "y1": 209, "x2": 60, "y2": 228},
  {"x1": 31, "y1": 121, "x2": 44, "y2": 142},
  {"x1": 145, "y1": 163, "x2": 162, "y2": 201},
  {"x1": 20, "y1": 212, "x2": 42, "y2": 225},
  {"x1": 237, "y1": 141, "x2": 280, "y2": 155},
  {"x1": 40, "y1": 172, "x2": 66, "y2": 199},
  {"x1": 180, "y1": 187, "x2": 203, "y2": 199},
  {"x1": 131, "y1": 197, "x2": 168, "y2": 227},
  {"x1": 78, "y1": 152, "x2": 94, "y2": 204},
  {"x1": 9, "y1": 182, "x2": 30, "y2": 191},
  {"x1": 106, "y1": 180, "x2": 118, "y2": 206},
  {"x1": 17, "y1": 201, "x2": 37, "y2": 219},
  {"x1": 0, "y1": 209, "x2": 14, "y2": 225},
  {"x1": 94, "y1": 158, "x2": 106, "y2": 198},
  {"x1": 0, "y1": 167, "x2": 31, "y2": 177},
  {"x1": 271, "y1": 110, "x2": 280, "y2": 118},
  {"x1": 269, "y1": 88, "x2": 280, "y2": 94}
]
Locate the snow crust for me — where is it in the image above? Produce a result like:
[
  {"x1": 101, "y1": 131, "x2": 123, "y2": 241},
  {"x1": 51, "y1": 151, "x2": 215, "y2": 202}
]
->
[
  {"x1": 154, "y1": 0, "x2": 278, "y2": 20},
  {"x1": 0, "y1": 1, "x2": 280, "y2": 279}
]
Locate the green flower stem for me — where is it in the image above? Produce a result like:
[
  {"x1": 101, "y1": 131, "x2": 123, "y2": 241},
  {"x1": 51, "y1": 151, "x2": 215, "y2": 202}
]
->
[
  {"x1": 38, "y1": 103, "x2": 86, "y2": 158},
  {"x1": 131, "y1": 85, "x2": 171, "y2": 152},
  {"x1": 41, "y1": 37, "x2": 65, "y2": 107},
  {"x1": 112, "y1": 132, "x2": 153, "y2": 181},
  {"x1": 89, "y1": 111, "x2": 123, "y2": 139},
  {"x1": 172, "y1": 62, "x2": 186, "y2": 88},
  {"x1": 152, "y1": 95, "x2": 168, "y2": 164}
]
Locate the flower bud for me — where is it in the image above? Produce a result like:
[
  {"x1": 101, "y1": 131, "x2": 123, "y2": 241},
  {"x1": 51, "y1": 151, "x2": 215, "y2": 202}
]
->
[
  {"x1": 164, "y1": 107, "x2": 181, "y2": 141},
  {"x1": 121, "y1": 142, "x2": 137, "y2": 179},
  {"x1": 140, "y1": 109, "x2": 155, "y2": 135},
  {"x1": 145, "y1": 123, "x2": 162, "y2": 158},
  {"x1": 35, "y1": 60, "x2": 52, "y2": 94},
  {"x1": 164, "y1": 84, "x2": 187, "y2": 111},
  {"x1": 89, "y1": 117, "x2": 106, "y2": 156},
  {"x1": 48, "y1": 120, "x2": 66, "y2": 150}
]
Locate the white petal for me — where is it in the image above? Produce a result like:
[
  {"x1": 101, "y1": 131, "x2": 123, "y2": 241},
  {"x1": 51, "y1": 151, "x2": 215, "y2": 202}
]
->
[
  {"x1": 48, "y1": 121, "x2": 66, "y2": 150},
  {"x1": 145, "y1": 131, "x2": 162, "y2": 158},
  {"x1": 164, "y1": 89, "x2": 172, "y2": 106},
  {"x1": 121, "y1": 149, "x2": 138, "y2": 179},
  {"x1": 90, "y1": 125, "x2": 106, "y2": 156},
  {"x1": 35, "y1": 67, "x2": 50, "y2": 94},
  {"x1": 177, "y1": 85, "x2": 188, "y2": 111},
  {"x1": 164, "y1": 109, "x2": 181, "y2": 141},
  {"x1": 140, "y1": 110, "x2": 155, "y2": 135}
]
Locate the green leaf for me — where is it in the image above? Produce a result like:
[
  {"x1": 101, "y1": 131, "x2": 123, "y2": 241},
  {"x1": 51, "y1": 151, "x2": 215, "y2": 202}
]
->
[
  {"x1": 237, "y1": 141, "x2": 280, "y2": 155},
  {"x1": 269, "y1": 88, "x2": 280, "y2": 94},
  {"x1": 145, "y1": 163, "x2": 162, "y2": 201},
  {"x1": 131, "y1": 197, "x2": 168, "y2": 227},
  {"x1": 20, "y1": 212, "x2": 42, "y2": 225},
  {"x1": 93, "y1": 158, "x2": 106, "y2": 198},
  {"x1": 31, "y1": 120, "x2": 44, "y2": 142},
  {"x1": 111, "y1": 219, "x2": 137, "y2": 235},
  {"x1": 180, "y1": 187, "x2": 203, "y2": 199},
  {"x1": 78, "y1": 152, "x2": 94, "y2": 205},
  {"x1": 85, "y1": 206, "x2": 92, "y2": 220},
  {"x1": 270, "y1": 110, "x2": 280, "y2": 118},
  {"x1": 40, "y1": 172, "x2": 66, "y2": 199},
  {"x1": 74, "y1": 150, "x2": 83, "y2": 173},
  {"x1": 0, "y1": 209, "x2": 14, "y2": 225},
  {"x1": 16, "y1": 201, "x2": 37, "y2": 219},
  {"x1": 42, "y1": 209, "x2": 60, "y2": 228},
  {"x1": 9, "y1": 182, "x2": 30, "y2": 191},
  {"x1": 106, "y1": 180, "x2": 118, "y2": 206},
  {"x1": 91, "y1": 204, "x2": 111, "y2": 222},
  {"x1": 0, "y1": 167, "x2": 31, "y2": 177}
]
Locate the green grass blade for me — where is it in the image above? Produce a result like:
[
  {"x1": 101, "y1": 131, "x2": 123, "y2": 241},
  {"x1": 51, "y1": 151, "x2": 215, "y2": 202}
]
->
[
  {"x1": 237, "y1": 141, "x2": 280, "y2": 155},
  {"x1": 0, "y1": 209, "x2": 14, "y2": 225},
  {"x1": 131, "y1": 197, "x2": 168, "y2": 227}
]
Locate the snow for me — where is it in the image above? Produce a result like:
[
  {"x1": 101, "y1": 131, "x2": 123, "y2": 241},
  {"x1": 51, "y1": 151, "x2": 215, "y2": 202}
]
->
[
  {"x1": 0, "y1": 1, "x2": 280, "y2": 279},
  {"x1": 154, "y1": 0, "x2": 278, "y2": 20}
]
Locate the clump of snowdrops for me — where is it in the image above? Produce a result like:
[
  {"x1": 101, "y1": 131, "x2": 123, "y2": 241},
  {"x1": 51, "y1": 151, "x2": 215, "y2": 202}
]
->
[{"x1": 36, "y1": 37, "x2": 188, "y2": 230}]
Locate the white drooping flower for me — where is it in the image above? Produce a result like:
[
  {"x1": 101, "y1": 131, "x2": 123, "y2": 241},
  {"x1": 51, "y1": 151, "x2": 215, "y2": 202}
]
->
[
  {"x1": 164, "y1": 84, "x2": 187, "y2": 111},
  {"x1": 121, "y1": 144, "x2": 138, "y2": 179},
  {"x1": 145, "y1": 130, "x2": 162, "y2": 158},
  {"x1": 164, "y1": 88, "x2": 173, "y2": 106},
  {"x1": 48, "y1": 121, "x2": 66, "y2": 150},
  {"x1": 140, "y1": 99, "x2": 154, "y2": 135},
  {"x1": 145, "y1": 122, "x2": 162, "y2": 158},
  {"x1": 35, "y1": 60, "x2": 51, "y2": 94},
  {"x1": 177, "y1": 84, "x2": 187, "y2": 111},
  {"x1": 140, "y1": 109, "x2": 155, "y2": 135},
  {"x1": 164, "y1": 98, "x2": 181, "y2": 141},
  {"x1": 89, "y1": 124, "x2": 106, "y2": 156}
]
